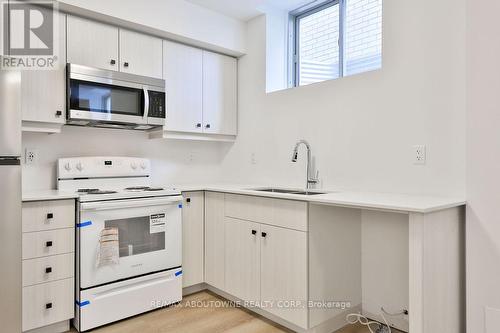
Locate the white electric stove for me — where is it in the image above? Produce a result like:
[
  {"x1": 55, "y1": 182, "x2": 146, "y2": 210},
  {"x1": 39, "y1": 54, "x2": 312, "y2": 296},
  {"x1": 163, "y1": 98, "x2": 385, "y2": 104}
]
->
[{"x1": 57, "y1": 157, "x2": 183, "y2": 332}]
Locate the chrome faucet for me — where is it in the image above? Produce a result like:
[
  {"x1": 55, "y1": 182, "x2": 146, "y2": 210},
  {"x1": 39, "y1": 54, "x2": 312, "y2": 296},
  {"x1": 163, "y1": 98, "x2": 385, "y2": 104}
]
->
[{"x1": 291, "y1": 140, "x2": 319, "y2": 189}]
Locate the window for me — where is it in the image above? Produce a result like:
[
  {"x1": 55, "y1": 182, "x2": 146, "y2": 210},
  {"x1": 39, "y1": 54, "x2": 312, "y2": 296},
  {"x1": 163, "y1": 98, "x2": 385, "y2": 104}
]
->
[{"x1": 291, "y1": 0, "x2": 382, "y2": 86}]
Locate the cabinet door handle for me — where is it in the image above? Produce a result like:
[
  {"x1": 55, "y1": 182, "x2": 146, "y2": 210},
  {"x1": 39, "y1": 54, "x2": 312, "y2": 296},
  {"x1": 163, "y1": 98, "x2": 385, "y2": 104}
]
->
[
  {"x1": 205, "y1": 124, "x2": 211, "y2": 129},
  {"x1": 45, "y1": 267, "x2": 52, "y2": 274},
  {"x1": 124, "y1": 62, "x2": 129, "y2": 68},
  {"x1": 45, "y1": 303, "x2": 52, "y2": 310},
  {"x1": 196, "y1": 123, "x2": 202, "y2": 128},
  {"x1": 46, "y1": 241, "x2": 53, "y2": 247},
  {"x1": 186, "y1": 198, "x2": 191, "y2": 203},
  {"x1": 251, "y1": 230, "x2": 257, "y2": 235},
  {"x1": 110, "y1": 59, "x2": 116, "y2": 65},
  {"x1": 55, "y1": 111, "x2": 62, "y2": 117},
  {"x1": 47, "y1": 213, "x2": 54, "y2": 219},
  {"x1": 261, "y1": 232, "x2": 267, "y2": 238}
]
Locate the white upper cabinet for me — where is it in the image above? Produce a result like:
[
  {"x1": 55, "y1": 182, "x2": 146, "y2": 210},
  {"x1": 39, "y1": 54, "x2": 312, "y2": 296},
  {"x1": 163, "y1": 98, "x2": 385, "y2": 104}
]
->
[
  {"x1": 120, "y1": 30, "x2": 163, "y2": 78},
  {"x1": 163, "y1": 41, "x2": 203, "y2": 133},
  {"x1": 20, "y1": 11, "x2": 66, "y2": 132},
  {"x1": 67, "y1": 16, "x2": 119, "y2": 71},
  {"x1": 202, "y1": 51, "x2": 238, "y2": 136},
  {"x1": 156, "y1": 46, "x2": 238, "y2": 140}
]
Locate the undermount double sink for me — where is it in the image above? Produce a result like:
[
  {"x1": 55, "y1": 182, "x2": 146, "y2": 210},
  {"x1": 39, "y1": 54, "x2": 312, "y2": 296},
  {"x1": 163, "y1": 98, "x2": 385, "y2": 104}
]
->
[{"x1": 250, "y1": 188, "x2": 327, "y2": 196}]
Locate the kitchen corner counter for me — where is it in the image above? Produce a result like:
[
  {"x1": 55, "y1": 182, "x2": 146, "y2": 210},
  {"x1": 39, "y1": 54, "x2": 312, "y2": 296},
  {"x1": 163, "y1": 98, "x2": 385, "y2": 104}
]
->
[
  {"x1": 22, "y1": 190, "x2": 79, "y2": 202},
  {"x1": 175, "y1": 185, "x2": 466, "y2": 214}
]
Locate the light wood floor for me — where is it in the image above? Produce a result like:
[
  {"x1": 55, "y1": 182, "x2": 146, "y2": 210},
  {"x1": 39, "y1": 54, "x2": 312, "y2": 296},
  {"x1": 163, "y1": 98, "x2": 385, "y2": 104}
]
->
[{"x1": 67, "y1": 291, "x2": 386, "y2": 333}]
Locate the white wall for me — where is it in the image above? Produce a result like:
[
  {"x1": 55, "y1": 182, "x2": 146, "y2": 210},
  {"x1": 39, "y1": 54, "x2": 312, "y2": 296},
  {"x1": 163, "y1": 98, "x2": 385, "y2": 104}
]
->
[
  {"x1": 22, "y1": 0, "x2": 245, "y2": 192},
  {"x1": 22, "y1": 126, "x2": 228, "y2": 191},
  {"x1": 220, "y1": 0, "x2": 466, "y2": 196},
  {"x1": 24, "y1": 0, "x2": 466, "y2": 198},
  {"x1": 466, "y1": 0, "x2": 500, "y2": 331},
  {"x1": 57, "y1": 0, "x2": 247, "y2": 55}
]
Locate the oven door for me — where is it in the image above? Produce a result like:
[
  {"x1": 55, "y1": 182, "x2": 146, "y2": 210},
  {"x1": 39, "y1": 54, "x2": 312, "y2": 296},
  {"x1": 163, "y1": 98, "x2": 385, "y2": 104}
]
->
[
  {"x1": 78, "y1": 196, "x2": 182, "y2": 289},
  {"x1": 68, "y1": 78, "x2": 147, "y2": 126}
]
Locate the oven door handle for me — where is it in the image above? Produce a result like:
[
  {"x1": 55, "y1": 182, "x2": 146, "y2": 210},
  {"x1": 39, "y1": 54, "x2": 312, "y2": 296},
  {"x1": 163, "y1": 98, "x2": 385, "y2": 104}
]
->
[{"x1": 80, "y1": 196, "x2": 182, "y2": 211}]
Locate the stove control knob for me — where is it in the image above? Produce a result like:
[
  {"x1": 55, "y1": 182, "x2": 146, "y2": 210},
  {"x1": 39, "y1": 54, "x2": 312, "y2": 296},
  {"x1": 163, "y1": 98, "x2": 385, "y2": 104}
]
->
[
  {"x1": 131, "y1": 162, "x2": 137, "y2": 170},
  {"x1": 140, "y1": 162, "x2": 147, "y2": 170},
  {"x1": 76, "y1": 162, "x2": 83, "y2": 171},
  {"x1": 64, "y1": 163, "x2": 71, "y2": 171}
]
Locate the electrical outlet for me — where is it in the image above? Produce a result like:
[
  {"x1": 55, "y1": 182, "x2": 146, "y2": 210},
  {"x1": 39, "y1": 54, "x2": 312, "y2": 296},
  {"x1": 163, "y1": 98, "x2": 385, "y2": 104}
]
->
[
  {"x1": 413, "y1": 145, "x2": 426, "y2": 165},
  {"x1": 251, "y1": 153, "x2": 257, "y2": 165},
  {"x1": 25, "y1": 148, "x2": 38, "y2": 165},
  {"x1": 187, "y1": 151, "x2": 196, "y2": 164}
]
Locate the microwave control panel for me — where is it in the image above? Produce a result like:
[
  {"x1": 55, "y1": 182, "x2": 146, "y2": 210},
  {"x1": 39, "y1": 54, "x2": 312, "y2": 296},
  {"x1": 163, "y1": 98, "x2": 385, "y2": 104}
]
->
[{"x1": 148, "y1": 91, "x2": 166, "y2": 119}]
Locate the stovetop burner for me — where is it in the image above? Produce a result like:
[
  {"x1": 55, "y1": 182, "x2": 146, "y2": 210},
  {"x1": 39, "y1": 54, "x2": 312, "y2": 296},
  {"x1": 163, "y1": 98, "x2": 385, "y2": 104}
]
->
[
  {"x1": 124, "y1": 186, "x2": 150, "y2": 191},
  {"x1": 144, "y1": 187, "x2": 164, "y2": 192},
  {"x1": 77, "y1": 188, "x2": 99, "y2": 193},
  {"x1": 124, "y1": 186, "x2": 164, "y2": 192},
  {"x1": 78, "y1": 189, "x2": 118, "y2": 195}
]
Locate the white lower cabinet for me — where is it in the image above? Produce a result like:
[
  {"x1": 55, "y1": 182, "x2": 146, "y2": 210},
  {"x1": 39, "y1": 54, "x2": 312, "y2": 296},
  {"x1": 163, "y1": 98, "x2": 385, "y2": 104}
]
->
[
  {"x1": 219, "y1": 194, "x2": 309, "y2": 329},
  {"x1": 22, "y1": 254, "x2": 74, "y2": 287},
  {"x1": 22, "y1": 199, "x2": 75, "y2": 332},
  {"x1": 204, "y1": 192, "x2": 226, "y2": 290},
  {"x1": 22, "y1": 229, "x2": 74, "y2": 260},
  {"x1": 22, "y1": 278, "x2": 74, "y2": 332},
  {"x1": 182, "y1": 192, "x2": 205, "y2": 288},
  {"x1": 260, "y1": 225, "x2": 308, "y2": 329},
  {"x1": 224, "y1": 218, "x2": 261, "y2": 302}
]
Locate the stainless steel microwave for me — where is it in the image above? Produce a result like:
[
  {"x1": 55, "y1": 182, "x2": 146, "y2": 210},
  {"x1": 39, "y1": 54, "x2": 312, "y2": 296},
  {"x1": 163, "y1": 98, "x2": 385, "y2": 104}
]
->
[{"x1": 67, "y1": 64, "x2": 166, "y2": 130}]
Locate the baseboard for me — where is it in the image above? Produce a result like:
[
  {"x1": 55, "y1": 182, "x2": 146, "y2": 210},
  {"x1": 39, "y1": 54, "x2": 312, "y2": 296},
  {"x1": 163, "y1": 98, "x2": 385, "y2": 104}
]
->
[
  {"x1": 24, "y1": 320, "x2": 70, "y2": 333},
  {"x1": 183, "y1": 283, "x2": 208, "y2": 296},
  {"x1": 205, "y1": 285, "x2": 308, "y2": 333},
  {"x1": 184, "y1": 284, "x2": 363, "y2": 333},
  {"x1": 308, "y1": 305, "x2": 362, "y2": 333}
]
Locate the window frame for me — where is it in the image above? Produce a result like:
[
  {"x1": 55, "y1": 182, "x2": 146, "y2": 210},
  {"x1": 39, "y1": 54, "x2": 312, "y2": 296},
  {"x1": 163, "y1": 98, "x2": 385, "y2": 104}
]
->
[{"x1": 289, "y1": 0, "x2": 346, "y2": 87}]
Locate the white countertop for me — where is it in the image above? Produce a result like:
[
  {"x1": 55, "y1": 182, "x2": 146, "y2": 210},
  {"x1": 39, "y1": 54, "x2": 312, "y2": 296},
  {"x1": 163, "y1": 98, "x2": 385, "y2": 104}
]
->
[
  {"x1": 174, "y1": 184, "x2": 466, "y2": 214},
  {"x1": 22, "y1": 190, "x2": 79, "y2": 202},
  {"x1": 23, "y1": 185, "x2": 465, "y2": 213}
]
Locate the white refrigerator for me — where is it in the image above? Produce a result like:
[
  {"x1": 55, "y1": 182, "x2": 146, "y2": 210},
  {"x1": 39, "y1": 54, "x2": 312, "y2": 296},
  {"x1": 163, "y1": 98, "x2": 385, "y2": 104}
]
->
[{"x1": 0, "y1": 70, "x2": 22, "y2": 332}]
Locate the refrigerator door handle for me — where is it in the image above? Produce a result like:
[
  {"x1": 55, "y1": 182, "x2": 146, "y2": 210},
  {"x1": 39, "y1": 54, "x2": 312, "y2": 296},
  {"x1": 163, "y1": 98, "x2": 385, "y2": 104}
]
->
[{"x1": 0, "y1": 71, "x2": 22, "y2": 157}]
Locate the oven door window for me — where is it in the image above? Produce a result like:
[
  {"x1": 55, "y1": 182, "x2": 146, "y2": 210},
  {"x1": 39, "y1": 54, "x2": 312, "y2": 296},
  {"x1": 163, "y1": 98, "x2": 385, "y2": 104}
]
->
[
  {"x1": 69, "y1": 79, "x2": 144, "y2": 116},
  {"x1": 105, "y1": 215, "x2": 165, "y2": 257}
]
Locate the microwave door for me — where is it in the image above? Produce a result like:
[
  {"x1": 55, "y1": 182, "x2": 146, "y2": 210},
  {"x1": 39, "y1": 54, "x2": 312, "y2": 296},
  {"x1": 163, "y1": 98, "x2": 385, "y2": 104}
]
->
[{"x1": 69, "y1": 79, "x2": 145, "y2": 125}]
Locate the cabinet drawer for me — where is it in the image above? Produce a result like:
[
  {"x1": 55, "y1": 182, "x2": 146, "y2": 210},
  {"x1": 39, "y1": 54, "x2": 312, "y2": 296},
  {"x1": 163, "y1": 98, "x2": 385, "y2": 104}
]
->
[
  {"x1": 225, "y1": 194, "x2": 308, "y2": 231},
  {"x1": 22, "y1": 200, "x2": 75, "y2": 232},
  {"x1": 23, "y1": 253, "x2": 74, "y2": 287},
  {"x1": 23, "y1": 229, "x2": 75, "y2": 260},
  {"x1": 22, "y1": 278, "x2": 74, "y2": 332}
]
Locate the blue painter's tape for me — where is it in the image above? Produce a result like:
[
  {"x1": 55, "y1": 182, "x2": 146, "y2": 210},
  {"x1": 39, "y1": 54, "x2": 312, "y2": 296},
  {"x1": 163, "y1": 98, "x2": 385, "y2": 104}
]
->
[
  {"x1": 76, "y1": 300, "x2": 90, "y2": 307},
  {"x1": 175, "y1": 270, "x2": 183, "y2": 277},
  {"x1": 77, "y1": 221, "x2": 92, "y2": 228},
  {"x1": 178, "y1": 204, "x2": 183, "y2": 209}
]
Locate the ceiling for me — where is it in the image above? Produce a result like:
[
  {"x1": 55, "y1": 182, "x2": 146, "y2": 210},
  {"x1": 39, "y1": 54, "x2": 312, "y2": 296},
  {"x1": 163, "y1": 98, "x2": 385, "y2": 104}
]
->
[{"x1": 185, "y1": 0, "x2": 309, "y2": 21}]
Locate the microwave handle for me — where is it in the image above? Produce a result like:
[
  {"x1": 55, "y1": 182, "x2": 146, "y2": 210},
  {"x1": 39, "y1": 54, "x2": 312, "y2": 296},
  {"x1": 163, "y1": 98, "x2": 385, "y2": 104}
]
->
[
  {"x1": 143, "y1": 88, "x2": 150, "y2": 121},
  {"x1": 81, "y1": 196, "x2": 182, "y2": 211}
]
